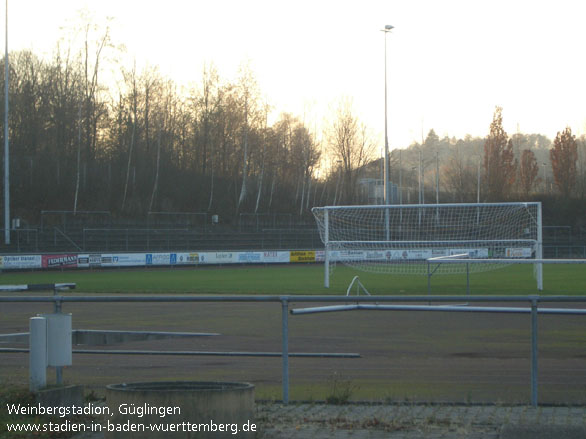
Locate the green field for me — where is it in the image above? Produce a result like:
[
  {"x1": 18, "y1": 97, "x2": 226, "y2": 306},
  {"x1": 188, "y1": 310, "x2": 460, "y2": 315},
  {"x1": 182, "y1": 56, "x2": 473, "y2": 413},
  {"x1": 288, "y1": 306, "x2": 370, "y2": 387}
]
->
[
  {"x1": 0, "y1": 263, "x2": 583, "y2": 295},
  {"x1": 1, "y1": 263, "x2": 586, "y2": 407}
]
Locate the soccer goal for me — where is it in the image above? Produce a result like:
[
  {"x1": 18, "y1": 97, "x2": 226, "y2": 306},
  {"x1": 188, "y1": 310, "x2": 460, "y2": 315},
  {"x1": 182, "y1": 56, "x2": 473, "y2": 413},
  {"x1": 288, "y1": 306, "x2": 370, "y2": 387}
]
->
[{"x1": 312, "y1": 202, "x2": 543, "y2": 290}]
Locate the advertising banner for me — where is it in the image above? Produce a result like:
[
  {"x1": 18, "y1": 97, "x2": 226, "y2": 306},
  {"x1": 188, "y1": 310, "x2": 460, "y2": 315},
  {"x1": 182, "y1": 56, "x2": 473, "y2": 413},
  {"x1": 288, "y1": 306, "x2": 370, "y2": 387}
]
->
[
  {"x1": 7, "y1": 248, "x2": 329, "y2": 271},
  {"x1": 290, "y1": 251, "x2": 316, "y2": 263},
  {"x1": 105, "y1": 253, "x2": 147, "y2": 267},
  {"x1": 145, "y1": 253, "x2": 173, "y2": 266},
  {"x1": 77, "y1": 254, "x2": 103, "y2": 268},
  {"x1": 0, "y1": 255, "x2": 42, "y2": 270},
  {"x1": 237, "y1": 252, "x2": 263, "y2": 263},
  {"x1": 449, "y1": 248, "x2": 489, "y2": 258},
  {"x1": 204, "y1": 252, "x2": 236, "y2": 264},
  {"x1": 334, "y1": 250, "x2": 365, "y2": 262},
  {"x1": 262, "y1": 251, "x2": 290, "y2": 264},
  {"x1": 505, "y1": 248, "x2": 532, "y2": 258},
  {"x1": 42, "y1": 254, "x2": 78, "y2": 269},
  {"x1": 365, "y1": 251, "x2": 387, "y2": 261},
  {"x1": 176, "y1": 252, "x2": 202, "y2": 265}
]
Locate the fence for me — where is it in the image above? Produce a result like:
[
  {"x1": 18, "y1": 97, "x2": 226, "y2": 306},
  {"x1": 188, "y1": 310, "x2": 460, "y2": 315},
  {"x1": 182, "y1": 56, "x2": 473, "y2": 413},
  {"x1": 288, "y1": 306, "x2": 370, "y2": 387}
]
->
[
  {"x1": 40, "y1": 210, "x2": 112, "y2": 231},
  {"x1": 7, "y1": 226, "x2": 584, "y2": 256},
  {"x1": 238, "y1": 213, "x2": 295, "y2": 232},
  {"x1": 147, "y1": 212, "x2": 208, "y2": 230},
  {"x1": 543, "y1": 245, "x2": 586, "y2": 258},
  {"x1": 1, "y1": 294, "x2": 585, "y2": 406}
]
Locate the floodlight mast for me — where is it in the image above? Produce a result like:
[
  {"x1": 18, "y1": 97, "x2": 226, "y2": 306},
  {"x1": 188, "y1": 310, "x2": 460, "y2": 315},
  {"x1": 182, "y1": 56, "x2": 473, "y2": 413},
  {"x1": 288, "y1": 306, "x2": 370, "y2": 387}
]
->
[
  {"x1": 4, "y1": 0, "x2": 9, "y2": 245},
  {"x1": 382, "y1": 24, "x2": 393, "y2": 205}
]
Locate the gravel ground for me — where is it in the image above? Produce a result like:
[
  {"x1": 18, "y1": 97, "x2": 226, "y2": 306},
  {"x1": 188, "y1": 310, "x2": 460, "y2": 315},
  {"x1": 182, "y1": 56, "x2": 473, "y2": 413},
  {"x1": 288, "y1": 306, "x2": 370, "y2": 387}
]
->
[{"x1": 256, "y1": 402, "x2": 586, "y2": 438}]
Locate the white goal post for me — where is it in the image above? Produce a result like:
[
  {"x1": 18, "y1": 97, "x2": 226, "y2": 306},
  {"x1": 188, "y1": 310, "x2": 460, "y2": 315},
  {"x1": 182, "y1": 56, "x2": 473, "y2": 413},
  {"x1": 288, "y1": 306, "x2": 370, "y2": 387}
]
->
[{"x1": 312, "y1": 202, "x2": 543, "y2": 290}]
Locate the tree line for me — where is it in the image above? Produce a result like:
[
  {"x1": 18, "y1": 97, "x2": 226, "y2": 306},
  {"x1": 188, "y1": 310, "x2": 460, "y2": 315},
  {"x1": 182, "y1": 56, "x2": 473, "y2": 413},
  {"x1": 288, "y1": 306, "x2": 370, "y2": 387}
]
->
[
  {"x1": 1, "y1": 22, "x2": 584, "y2": 229},
  {"x1": 381, "y1": 109, "x2": 585, "y2": 205}
]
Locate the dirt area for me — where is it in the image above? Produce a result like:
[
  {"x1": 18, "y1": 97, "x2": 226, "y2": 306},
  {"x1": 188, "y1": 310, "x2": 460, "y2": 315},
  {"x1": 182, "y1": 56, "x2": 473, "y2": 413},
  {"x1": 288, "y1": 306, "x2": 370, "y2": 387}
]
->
[{"x1": 1, "y1": 297, "x2": 586, "y2": 404}]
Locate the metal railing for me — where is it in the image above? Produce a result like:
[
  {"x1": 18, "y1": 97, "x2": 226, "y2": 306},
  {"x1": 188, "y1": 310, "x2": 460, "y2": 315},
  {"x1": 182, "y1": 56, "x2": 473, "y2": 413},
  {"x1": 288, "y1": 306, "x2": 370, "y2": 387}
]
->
[{"x1": 2, "y1": 294, "x2": 585, "y2": 406}]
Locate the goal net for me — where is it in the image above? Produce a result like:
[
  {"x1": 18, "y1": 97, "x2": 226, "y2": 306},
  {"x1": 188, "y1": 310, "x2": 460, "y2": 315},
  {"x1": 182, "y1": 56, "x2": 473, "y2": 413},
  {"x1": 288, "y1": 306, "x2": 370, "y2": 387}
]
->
[{"x1": 312, "y1": 202, "x2": 543, "y2": 289}]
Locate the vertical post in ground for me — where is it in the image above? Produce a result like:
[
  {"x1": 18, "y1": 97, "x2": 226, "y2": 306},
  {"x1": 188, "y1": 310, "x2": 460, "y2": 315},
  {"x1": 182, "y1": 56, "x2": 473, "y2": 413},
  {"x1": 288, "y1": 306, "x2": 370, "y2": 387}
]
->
[
  {"x1": 324, "y1": 209, "x2": 329, "y2": 288},
  {"x1": 427, "y1": 262, "x2": 431, "y2": 296},
  {"x1": 530, "y1": 298, "x2": 538, "y2": 407},
  {"x1": 385, "y1": 207, "x2": 390, "y2": 241},
  {"x1": 281, "y1": 298, "x2": 289, "y2": 404},
  {"x1": 466, "y1": 263, "x2": 470, "y2": 296}
]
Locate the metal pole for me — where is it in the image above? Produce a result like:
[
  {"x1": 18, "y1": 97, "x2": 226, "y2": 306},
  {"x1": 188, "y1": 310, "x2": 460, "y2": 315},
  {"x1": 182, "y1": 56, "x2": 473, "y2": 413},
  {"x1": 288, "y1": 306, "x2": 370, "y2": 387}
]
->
[
  {"x1": 466, "y1": 263, "x2": 470, "y2": 296},
  {"x1": 530, "y1": 298, "x2": 538, "y2": 407},
  {"x1": 385, "y1": 207, "x2": 390, "y2": 241},
  {"x1": 399, "y1": 149, "x2": 402, "y2": 205},
  {"x1": 281, "y1": 299, "x2": 289, "y2": 404},
  {"x1": 383, "y1": 28, "x2": 389, "y2": 205},
  {"x1": 4, "y1": 0, "x2": 9, "y2": 245},
  {"x1": 381, "y1": 25, "x2": 393, "y2": 205},
  {"x1": 435, "y1": 150, "x2": 439, "y2": 204},
  {"x1": 324, "y1": 209, "x2": 329, "y2": 288},
  {"x1": 427, "y1": 262, "x2": 431, "y2": 296}
]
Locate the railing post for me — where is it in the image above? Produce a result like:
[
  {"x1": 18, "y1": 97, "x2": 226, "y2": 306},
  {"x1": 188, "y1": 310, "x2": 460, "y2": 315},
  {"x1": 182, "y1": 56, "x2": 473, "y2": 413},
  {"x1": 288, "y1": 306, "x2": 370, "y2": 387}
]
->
[
  {"x1": 530, "y1": 297, "x2": 538, "y2": 407},
  {"x1": 466, "y1": 263, "x2": 470, "y2": 296},
  {"x1": 427, "y1": 262, "x2": 431, "y2": 296},
  {"x1": 281, "y1": 298, "x2": 289, "y2": 404}
]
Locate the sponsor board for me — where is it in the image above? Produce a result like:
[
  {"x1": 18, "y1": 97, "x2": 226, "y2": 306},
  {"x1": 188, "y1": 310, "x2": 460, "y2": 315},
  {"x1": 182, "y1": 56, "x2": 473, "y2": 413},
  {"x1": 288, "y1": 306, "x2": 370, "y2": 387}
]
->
[
  {"x1": 0, "y1": 254, "x2": 42, "y2": 269},
  {"x1": 365, "y1": 251, "x2": 386, "y2": 261},
  {"x1": 77, "y1": 254, "x2": 102, "y2": 268},
  {"x1": 145, "y1": 253, "x2": 173, "y2": 266},
  {"x1": 290, "y1": 251, "x2": 316, "y2": 263},
  {"x1": 326, "y1": 248, "x2": 490, "y2": 262},
  {"x1": 263, "y1": 251, "x2": 290, "y2": 263},
  {"x1": 334, "y1": 250, "x2": 366, "y2": 262},
  {"x1": 238, "y1": 252, "x2": 262, "y2": 263},
  {"x1": 384, "y1": 250, "x2": 404, "y2": 260},
  {"x1": 432, "y1": 249, "x2": 449, "y2": 257},
  {"x1": 506, "y1": 248, "x2": 532, "y2": 258},
  {"x1": 42, "y1": 254, "x2": 78, "y2": 269},
  {"x1": 176, "y1": 252, "x2": 202, "y2": 264},
  {"x1": 211, "y1": 252, "x2": 235, "y2": 264},
  {"x1": 449, "y1": 248, "x2": 489, "y2": 258},
  {"x1": 315, "y1": 251, "x2": 325, "y2": 262},
  {"x1": 99, "y1": 254, "x2": 146, "y2": 267}
]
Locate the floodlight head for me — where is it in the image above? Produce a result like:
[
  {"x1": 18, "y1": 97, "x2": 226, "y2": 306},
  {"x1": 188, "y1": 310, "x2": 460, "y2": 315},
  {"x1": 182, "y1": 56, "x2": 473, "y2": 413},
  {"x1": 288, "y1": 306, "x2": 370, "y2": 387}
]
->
[{"x1": 384, "y1": 24, "x2": 394, "y2": 31}]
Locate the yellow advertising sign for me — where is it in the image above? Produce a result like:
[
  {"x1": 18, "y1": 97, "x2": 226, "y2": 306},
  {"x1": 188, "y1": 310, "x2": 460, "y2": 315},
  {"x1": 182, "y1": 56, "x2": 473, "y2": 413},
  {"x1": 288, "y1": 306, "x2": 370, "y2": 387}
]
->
[{"x1": 290, "y1": 251, "x2": 316, "y2": 263}]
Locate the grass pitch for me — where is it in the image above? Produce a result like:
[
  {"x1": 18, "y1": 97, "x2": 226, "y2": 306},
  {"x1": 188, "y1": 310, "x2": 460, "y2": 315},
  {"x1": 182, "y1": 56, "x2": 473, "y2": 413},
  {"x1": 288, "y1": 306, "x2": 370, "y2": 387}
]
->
[
  {"x1": 0, "y1": 263, "x2": 583, "y2": 295},
  {"x1": 1, "y1": 263, "x2": 585, "y2": 405}
]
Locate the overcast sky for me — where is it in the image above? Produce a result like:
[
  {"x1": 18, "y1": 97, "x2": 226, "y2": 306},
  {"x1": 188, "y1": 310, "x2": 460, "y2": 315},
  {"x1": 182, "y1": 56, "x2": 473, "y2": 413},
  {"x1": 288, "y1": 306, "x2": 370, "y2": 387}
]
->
[{"x1": 4, "y1": 0, "x2": 586, "y2": 150}]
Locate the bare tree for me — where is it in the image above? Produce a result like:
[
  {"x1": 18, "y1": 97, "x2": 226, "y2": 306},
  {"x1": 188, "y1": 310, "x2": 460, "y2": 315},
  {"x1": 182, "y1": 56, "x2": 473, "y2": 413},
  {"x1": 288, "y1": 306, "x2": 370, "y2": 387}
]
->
[
  {"x1": 236, "y1": 63, "x2": 260, "y2": 209},
  {"x1": 254, "y1": 103, "x2": 270, "y2": 213},
  {"x1": 121, "y1": 63, "x2": 138, "y2": 212},
  {"x1": 443, "y1": 142, "x2": 477, "y2": 201},
  {"x1": 326, "y1": 98, "x2": 375, "y2": 204}
]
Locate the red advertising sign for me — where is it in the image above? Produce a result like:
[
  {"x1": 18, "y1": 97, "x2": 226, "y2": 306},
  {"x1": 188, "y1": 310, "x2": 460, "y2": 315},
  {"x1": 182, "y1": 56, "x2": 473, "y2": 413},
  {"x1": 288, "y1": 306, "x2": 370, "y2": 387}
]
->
[{"x1": 42, "y1": 254, "x2": 78, "y2": 269}]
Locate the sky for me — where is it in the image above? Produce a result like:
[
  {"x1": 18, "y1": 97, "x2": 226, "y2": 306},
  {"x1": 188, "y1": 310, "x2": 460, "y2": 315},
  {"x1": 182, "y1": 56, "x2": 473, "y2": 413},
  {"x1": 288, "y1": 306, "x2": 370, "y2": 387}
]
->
[{"x1": 4, "y1": 0, "x2": 586, "y2": 150}]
